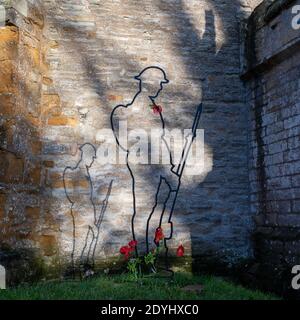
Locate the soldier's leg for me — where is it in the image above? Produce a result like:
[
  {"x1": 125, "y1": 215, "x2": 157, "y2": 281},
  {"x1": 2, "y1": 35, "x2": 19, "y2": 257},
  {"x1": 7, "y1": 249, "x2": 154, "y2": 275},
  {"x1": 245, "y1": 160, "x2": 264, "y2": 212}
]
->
[
  {"x1": 88, "y1": 179, "x2": 113, "y2": 263},
  {"x1": 71, "y1": 205, "x2": 87, "y2": 267},
  {"x1": 146, "y1": 179, "x2": 176, "y2": 253},
  {"x1": 80, "y1": 226, "x2": 95, "y2": 266},
  {"x1": 145, "y1": 176, "x2": 163, "y2": 253},
  {"x1": 133, "y1": 174, "x2": 161, "y2": 255},
  {"x1": 87, "y1": 224, "x2": 101, "y2": 266}
]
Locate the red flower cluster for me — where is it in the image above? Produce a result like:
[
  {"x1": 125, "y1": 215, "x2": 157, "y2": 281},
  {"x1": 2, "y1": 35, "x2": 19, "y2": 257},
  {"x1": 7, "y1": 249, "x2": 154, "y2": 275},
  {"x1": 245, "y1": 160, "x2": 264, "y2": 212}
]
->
[
  {"x1": 154, "y1": 227, "x2": 164, "y2": 244},
  {"x1": 176, "y1": 244, "x2": 184, "y2": 257},
  {"x1": 120, "y1": 240, "x2": 138, "y2": 260},
  {"x1": 151, "y1": 104, "x2": 163, "y2": 115},
  {"x1": 128, "y1": 240, "x2": 137, "y2": 248}
]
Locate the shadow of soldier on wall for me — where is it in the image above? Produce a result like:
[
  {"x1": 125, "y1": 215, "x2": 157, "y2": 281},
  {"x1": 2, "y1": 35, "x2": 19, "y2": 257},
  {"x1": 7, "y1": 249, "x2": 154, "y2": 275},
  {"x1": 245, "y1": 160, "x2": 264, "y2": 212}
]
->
[{"x1": 63, "y1": 143, "x2": 113, "y2": 277}]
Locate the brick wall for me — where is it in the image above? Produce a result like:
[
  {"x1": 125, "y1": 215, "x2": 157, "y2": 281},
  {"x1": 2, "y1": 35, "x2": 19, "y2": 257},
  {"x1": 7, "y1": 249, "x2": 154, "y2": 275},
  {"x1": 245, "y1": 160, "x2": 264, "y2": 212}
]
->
[{"x1": 243, "y1": 0, "x2": 300, "y2": 296}]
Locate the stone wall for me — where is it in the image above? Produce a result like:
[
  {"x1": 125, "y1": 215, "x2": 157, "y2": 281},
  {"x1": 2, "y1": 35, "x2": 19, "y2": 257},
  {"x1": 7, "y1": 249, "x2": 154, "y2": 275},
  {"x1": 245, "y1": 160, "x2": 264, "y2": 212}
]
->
[
  {"x1": 0, "y1": 0, "x2": 261, "y2": 283},
  {"x1": 49, "y1": 0, "x2": 264, "y2": 274},
  {"x1": 0, "y1": 1, "x2": 59, "y2": 283},
  {"x1": 3, "y1": 0, "x2": 300, "y2": 298},
  {"x1": 243, "y1": 0, "x2": 300, "y2": 297}
]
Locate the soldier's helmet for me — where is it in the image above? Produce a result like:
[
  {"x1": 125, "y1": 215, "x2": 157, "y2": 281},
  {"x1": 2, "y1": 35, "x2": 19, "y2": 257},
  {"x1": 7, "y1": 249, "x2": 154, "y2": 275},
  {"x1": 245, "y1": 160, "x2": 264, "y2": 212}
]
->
[
  {"x1": 79, "y1": 143, "x2": 96, "y2": 167},
  {"x1": 135, "y1": 66, "x2": 169, "y2": 84},
  {"x1": 135, "y1": 66, "x2": 169, "y2": 98}
]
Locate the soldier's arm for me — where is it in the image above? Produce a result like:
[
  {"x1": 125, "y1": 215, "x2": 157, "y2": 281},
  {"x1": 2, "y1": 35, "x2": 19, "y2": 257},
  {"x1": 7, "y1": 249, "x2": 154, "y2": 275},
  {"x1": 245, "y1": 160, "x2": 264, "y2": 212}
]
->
[
  {"x1": 110, "y1": 104, "x2": 128, "y2": 151},
  {"x1": 163, "y1": 169, "x2": 180, "y2": 191},
  {"x1": 63, "y1": 167, "x2": 75, "y2": 204}
]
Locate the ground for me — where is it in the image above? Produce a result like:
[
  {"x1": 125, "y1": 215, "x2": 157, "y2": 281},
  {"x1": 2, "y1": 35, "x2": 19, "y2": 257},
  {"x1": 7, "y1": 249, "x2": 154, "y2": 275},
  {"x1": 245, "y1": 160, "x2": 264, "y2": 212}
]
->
[{"x1": 0, "y1": 273, "x2": 279, "y2": 300}]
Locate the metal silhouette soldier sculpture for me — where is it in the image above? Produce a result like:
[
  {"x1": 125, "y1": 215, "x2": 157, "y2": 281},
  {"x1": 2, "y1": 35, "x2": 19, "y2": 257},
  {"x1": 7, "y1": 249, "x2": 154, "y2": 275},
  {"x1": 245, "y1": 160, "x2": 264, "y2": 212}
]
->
[
  {"x1": 111, "y1": 66, "x2": 202, "y2": 273},
  {"x1": 111, "y1": 66, "x2": 202, "y2": 274},
  {"x1": 111, "y1": 67, "x2": 180, "y2": 257}
]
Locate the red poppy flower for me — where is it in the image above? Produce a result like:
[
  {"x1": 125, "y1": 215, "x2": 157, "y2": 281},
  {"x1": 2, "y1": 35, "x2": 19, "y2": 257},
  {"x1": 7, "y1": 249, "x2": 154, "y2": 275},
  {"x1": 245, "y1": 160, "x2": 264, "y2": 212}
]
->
[
  {"x1": 120, "y1": 245, "x2": 133, "y2": 259},
  {"x1": 152, "y1": 105, "x2": 162, "y2": 115},
  {"x1": 128, "y1": 240, "x2": 138, "y2": 248},
  {"x1": 154, "y1": 227, "x2": 164, "y2": 244},
  {"x1": 176, "y1": 244, "x2": 184, "y2": 257},
  {"x1": 120, "y1": 246, "x2": 129, "y2": 255}
]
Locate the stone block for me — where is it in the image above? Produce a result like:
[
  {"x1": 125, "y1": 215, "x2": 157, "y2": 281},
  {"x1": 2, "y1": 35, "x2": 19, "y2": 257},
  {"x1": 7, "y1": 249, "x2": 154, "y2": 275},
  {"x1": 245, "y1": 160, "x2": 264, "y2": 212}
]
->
[
  {"x1": 30, "y1": 140, "x2": 42, "y2": 155},
  {"x1": 292, "y1": 174, "x2": 300, "y2": 187},
  {"x1": 292, "y1": 200, "x2": 300, "y2": 213},
  {"x1": 25, "y1": 164, "x2": 41, "y2": 185},
  {"x1": 0, "y1": 193, "x2": 6, "y2": 220},
  {"x1": 41, "y1": 94, "x2": 61, "y2": 116},
  {"x1": 0, "y1": 94, "x2": 15, "y2": 116},
  {"x1": 48, "y1": 40, "x2": 59, "y2": 49},
  {"x1": 0, "y1": 60, "x2": 14, "y2": 94},
  {"x1": 264, "y1": 213, "x2": 278, "y2": 226},
  {"x1": 43, "y1": 160, "x2": 54, "y2": 168},
  {"x1": 284, "y1": 148, "x2": 300, "y2": 162},
  {"x1": 108, "y1": 94, "x2": 123, "y2": 102},
  {"x1": 277, "y1": 214, "x2": 300, "y2": 227},
  {"x1": 26, "y1": 115, "x2": 40, "y2": 127},
  {"x1": 253, "y1": 214, "x2": 265, "y2": 226},
  {"x1": 42, "y1": 77, "x2": 53, "y2": 86},
  {"x1": 48, "y1": 116, "x2": 78, "y2": 127},
  {"x1": 42, "y1": 143, "x2": 68, "y2": 155},
  {"x1": 24, "y1": 206, "x2": 40, "y2": 235},
  {"x1": 25, "y1": 206, "x2": 40, "y2": 221},
  {"x1": 24, "y1": 44, "x2": 40, "y2": 68},
  {"x1": 39, "y1": 235, "x2": 57, "y2": 257},
  {"x1": 0, "y1": 150, "x2": 24, "y2": 183},
  {"x1": 284, "y1": 115, "x2": 300, "y2": 130},
  {"x1": 0, "y1": 28, "x2": 18, "y2": 61}
]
